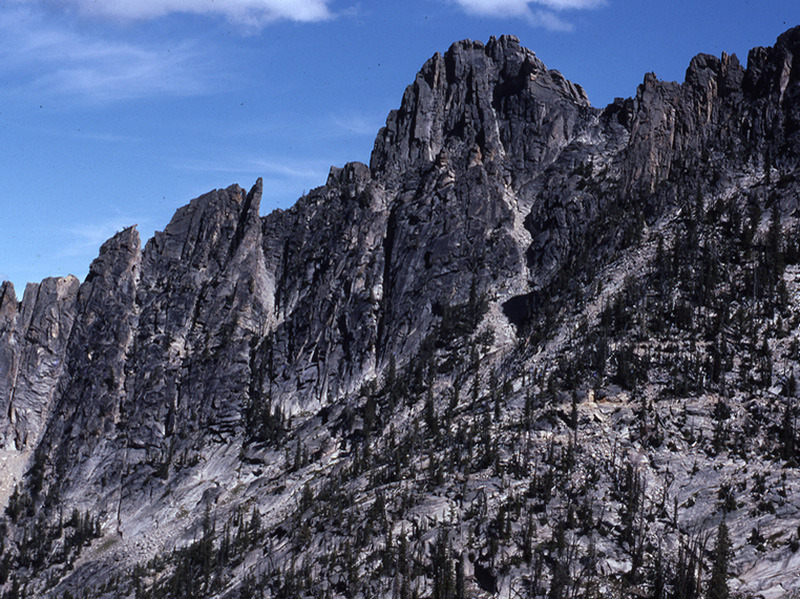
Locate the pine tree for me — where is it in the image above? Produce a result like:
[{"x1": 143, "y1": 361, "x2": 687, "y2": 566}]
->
[
  {"x1": 455, "y1": 552, "x2": 466, "y2": 599},
  {"x1": 706, "y1": 520, "x2": 731, "y2": 599},
  {"x1": 431, "y1": 531, "x2": 455, "y2": 599},
  {"x1": 780, "y1": 396, "x2": 796, "y2": 461}
]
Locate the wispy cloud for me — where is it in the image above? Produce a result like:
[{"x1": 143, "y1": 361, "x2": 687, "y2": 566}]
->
[
  {"x1": 34, "y1": 0, "x2": 333, "y2": 26},
  {"x1": 331, "y1": 112, "x2": 383, "y2": 137},
  {"x1": 174, "y1": 155, "x2": 338, "y2": 208},
  {"x1": 176, "y1": 156, "x2": 332, "y2": 181},
  {"x1": 452, "y1": 0, "x2": 605, "y2": 30},
  {"x1": 0, "y1": 7, "x2": 214, "y2": 102},
  {"x1": 59, "y1": 218, "x2": 144, "y2": 259},
  {"x1": 532, "y1": 0, "x2": 605, "y2": 8},
  {"x1": 250, "y1": 159, "x2": 333, "y2": 181}
]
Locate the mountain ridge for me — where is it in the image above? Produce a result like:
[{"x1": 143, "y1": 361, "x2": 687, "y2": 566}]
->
[{"x1": 1, "y1": 26, "x2": 800, "y2": 598}]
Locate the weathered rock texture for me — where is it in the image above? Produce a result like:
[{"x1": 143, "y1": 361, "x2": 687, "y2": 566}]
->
[
  {"x1": 2, "y1": 28, "x2": 800, "y2": 599},
  {"x1": 0, "y1": 276, "x2": 79, "y2": 451}
]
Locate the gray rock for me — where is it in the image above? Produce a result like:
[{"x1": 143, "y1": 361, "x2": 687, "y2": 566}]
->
[{"x1": 0, "y1": 276, "x2": 79, "y2": 451}]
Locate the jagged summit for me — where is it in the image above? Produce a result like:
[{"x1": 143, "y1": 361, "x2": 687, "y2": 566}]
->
[
  {"x1": 3, "y1": 27, "x2": 800, "y2": 599},
  {"x1": 370, "y1": 34, "x2": 591, "y2": 179}
]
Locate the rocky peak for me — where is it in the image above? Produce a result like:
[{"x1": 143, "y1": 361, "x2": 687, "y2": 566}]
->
[
  {"x1": 745, "y1": 24, "x2": 800, "y2": 97},
  {"x1": 82, "y1": 226, "x2": 141, "y2": 290},
  {"x1": 116, "y1": 179, "x2": 269, "y2": 446},
  {"x1": 0, "y1": 281, "x2": 16, "y2": 328},
  {"x1": 34, "y1": 228, "x2": 141, "y2": 461},
  {"x1": 370, "y1": 34, "x2": 593, "y2": 181},
  {"x1": 611, "y1": 28, "x2": 800, "y2": 194},
  {"x1": 684, "y1": 51, "x2": 745, "y2": 99},
  {"x1": 141, "y1": 180, "x2": 262, "y2": 284},
  {"x1": 326, "y1": 162, "x2": 372, "y2": 202}
]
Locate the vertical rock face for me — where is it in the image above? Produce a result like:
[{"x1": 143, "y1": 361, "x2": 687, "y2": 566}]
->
[
  {"x1": 123, "y1": 181, "x2": 268, "y2": 447},
  {"x1": 29, "y1": 182, "x2": 275, "y2": 519},
  {"x1": 4, "y1": 25, "x2": 800, "y2": 599},
  {"x1": 614, "y1": 24, "x2": 800, "y2": 196},
  {"x1": 34, "y1": 227, "x2": 141, "y2": 497},
  {"x1": 260, "y1": 163, "x2": 387, "y2": 409},
  {"x1": 744, "y1": 26, "x2": 800, "y2": 154},
  {"x1": 0, "y1": 276, "x2": 80, "y2": 451}
]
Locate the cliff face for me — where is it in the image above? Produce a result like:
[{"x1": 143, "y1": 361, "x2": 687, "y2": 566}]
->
[
  {"x1": 0, "y1": 277, "x2": 79, "y2": 453},
  {"x1": 2, "y1": 28, "x2": 800, "y2": 599}
]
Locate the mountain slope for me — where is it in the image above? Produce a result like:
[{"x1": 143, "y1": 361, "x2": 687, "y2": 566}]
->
[{"x1": 1, "y1": 28, "x2": 800, "y2": 599}]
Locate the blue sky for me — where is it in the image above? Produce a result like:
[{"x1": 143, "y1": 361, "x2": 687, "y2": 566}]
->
[{"x1": 0, "y1": 0, "x2": 797, "y2": 293}]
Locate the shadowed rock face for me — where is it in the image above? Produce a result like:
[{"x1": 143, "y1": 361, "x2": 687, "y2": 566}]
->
[
  {"x1": 0, "y1": 276, "x2": 80, "y2": 451},
  {"x1": 2, "y1": 26, "x2": 800, "y2": 599}
]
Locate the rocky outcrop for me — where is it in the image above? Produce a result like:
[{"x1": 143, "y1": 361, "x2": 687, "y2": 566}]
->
[
  {"x1": 33, "y1": 226, "x2": 141, "y2": 500},
  {"x1": 27, "y1": 183, "x2": 279, "y2": 520},
  {"x1": 123, "y1": 180, "x2": 269, "y2": 446},
  {"x1": 371, "y1": 35, "x2": 591, "y2": 179},
  {"x1": 0, "y1": 276, "x2": 80, "y2": 451}
]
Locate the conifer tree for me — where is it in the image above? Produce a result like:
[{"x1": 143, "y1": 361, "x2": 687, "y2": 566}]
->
[
  {"x1": 431, "y1": 531, "x2": 455, "y2": 599},
  {"x1": 706, "y1": 520, "x2": 731, "y2": 599}
]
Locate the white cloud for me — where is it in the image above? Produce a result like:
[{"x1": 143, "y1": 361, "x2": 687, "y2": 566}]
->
[
  {"x1": 32, "y1": 48, "x2": 206, "y2": 102},
  {"x1": 533, "y1": 0, "x2": 605, "y2": 9},
  {"x1": 0, "y1": 7, "x2": 213, "y2": 101},
  {"x1": 36, "y1": 0, "x2": 333, "y2": 25},
  {"x1": 452, "y1": 0, "x2": 605, "y2": 30},
  {"x1": 455, "y1": 0, "x2": 533, "y2": 18}
]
